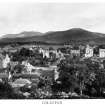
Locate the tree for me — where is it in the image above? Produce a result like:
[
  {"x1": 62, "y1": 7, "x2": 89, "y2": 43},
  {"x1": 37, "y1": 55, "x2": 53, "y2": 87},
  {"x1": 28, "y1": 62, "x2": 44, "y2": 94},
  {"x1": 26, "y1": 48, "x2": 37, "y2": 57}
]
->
[
  {"x1": 75, "y1": 64, "x2": 90, "y2": 96},
  {"x1": 92, "y1": 69, "x2": 105, "y2": 97},
  {"x1": 56, "y1": 60, "x2": 79, "y2": 93},
  {"x1": 56, "y1": 58, "x2": 97, "y2": 97},
  {"x1": 14, "y1": 64, "x2": 25, "y2": 74},
  {"x1": 0, "y1": 82, "x2": 25, "y2": 99},
  {"x1": 83, "y1": 59, "x2": 105, "y2": 97}
]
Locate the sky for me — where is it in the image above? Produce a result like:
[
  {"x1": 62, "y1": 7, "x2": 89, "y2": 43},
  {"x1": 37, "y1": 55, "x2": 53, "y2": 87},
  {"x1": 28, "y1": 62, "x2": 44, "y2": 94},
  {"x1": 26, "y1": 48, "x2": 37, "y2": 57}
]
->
[{"x1": 0, "y1": 2, "x2": 105, "y2": 37}]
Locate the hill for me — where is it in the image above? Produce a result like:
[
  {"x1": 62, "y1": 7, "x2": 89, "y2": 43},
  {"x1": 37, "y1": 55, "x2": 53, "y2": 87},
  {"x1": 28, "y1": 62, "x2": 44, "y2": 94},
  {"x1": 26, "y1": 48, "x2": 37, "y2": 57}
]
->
[
  {"x1": 0, "y1": 28, "x2": 105, "y2": 45},
  {"x1": 2, "y1": 31, "x2": 43, "y2": 38}
]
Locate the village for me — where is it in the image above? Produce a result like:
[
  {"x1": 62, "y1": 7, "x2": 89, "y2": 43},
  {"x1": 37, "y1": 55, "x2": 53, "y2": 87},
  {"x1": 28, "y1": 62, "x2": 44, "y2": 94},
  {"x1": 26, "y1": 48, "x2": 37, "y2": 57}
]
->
[{"x1": 0, "y1": 43, "x2": 105, "y2": 99}]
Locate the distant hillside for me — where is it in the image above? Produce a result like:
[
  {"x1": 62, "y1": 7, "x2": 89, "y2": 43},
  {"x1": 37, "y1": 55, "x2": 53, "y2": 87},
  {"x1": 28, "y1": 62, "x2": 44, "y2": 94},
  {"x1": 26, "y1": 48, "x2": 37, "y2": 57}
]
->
[
  {"x1": 0, "y1": 28, "x2": 105, "y2": 45},
  {"x1": 40, "y1": 28, "x2": 105, "y2": 43},
  {"x1": 2, "y1": 31, "x2": 43, "y2": 38}
]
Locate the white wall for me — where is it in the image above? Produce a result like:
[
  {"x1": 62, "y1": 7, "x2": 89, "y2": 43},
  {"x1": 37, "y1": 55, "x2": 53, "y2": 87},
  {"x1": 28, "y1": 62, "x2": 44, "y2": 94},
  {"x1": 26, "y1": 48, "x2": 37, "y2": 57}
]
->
[{"x1": 99, "y1": 49, "x2": 105, "y2": 58}]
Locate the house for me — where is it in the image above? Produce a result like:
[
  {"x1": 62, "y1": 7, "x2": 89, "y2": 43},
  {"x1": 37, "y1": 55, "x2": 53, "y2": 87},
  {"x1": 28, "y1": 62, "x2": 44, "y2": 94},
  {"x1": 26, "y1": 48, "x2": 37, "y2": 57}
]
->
[
  {"x1": 56, "y1": 50, "x2": 64, "y2": 59},
  {"x1": 0, "y1": 72, "x2": 9, "y2": 82},
  {"x1": 70, "y1": 49, "x2": 80, "y2": 56},
  {"x1": 99, "y1": 49, "x2": 105, "y2": 58},
  {"x1": 2, "y1": 54, "x2": 10, "y2": 68},
  {"x1": 64, "y1": 44, "x2": 73, "y2": 48},
  {"x1": 44, "y1": 50, "x2": 50, "y2": 58},
  {"x1": 85, "y1": 45, "x2": 93, "y2": 58},
  {"x1": 39, "y1": 48, "x2": 50, "y2": 58}
]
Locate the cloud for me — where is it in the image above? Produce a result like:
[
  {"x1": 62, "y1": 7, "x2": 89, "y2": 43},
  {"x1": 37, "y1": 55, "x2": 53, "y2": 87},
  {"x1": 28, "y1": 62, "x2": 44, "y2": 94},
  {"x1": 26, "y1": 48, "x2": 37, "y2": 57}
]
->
[{"x1": 0, "y1": 3, "x2": 105, "y2": 37}]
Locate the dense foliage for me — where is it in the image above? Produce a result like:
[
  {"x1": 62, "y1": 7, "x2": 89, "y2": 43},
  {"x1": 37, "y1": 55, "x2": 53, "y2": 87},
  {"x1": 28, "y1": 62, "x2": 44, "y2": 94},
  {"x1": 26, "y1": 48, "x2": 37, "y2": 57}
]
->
[{"x1": 52, "y1": 58, "x2": 105, "y2": 98}]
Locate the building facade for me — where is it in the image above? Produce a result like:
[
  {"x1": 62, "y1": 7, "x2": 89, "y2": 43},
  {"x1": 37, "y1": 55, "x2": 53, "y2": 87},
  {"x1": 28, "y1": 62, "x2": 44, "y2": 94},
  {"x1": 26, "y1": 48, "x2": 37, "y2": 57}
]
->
[
  {"x1": 85, "y1": 45, "x2": 93, "y2": 57},
  {"x1": 99, "y1": 49, "x2": 105, "y2": 58}
]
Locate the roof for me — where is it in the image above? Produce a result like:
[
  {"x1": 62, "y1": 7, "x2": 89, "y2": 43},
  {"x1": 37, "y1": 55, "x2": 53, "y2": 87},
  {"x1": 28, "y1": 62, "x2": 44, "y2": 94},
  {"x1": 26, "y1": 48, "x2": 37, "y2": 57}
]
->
[
  {"x1": 13, "y1": 74, "x2": 40, "y2": 79},
  {"x1": 11, "y1": 78, "x2": 32, "y2": 88},
  {"x1": 0, "y1": 73, "x2": 8, "y2": 78},
  {"x1": 14, "y1": 78, "x2": 31, "y2": 84}
]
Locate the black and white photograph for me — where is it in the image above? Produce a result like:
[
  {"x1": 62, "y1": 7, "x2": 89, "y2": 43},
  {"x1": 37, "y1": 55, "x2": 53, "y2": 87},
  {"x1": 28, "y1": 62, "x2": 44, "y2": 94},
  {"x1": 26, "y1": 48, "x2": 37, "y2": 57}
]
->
[{"x1": 0, "y1": 0, "x2": 105, "y2": 100}]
